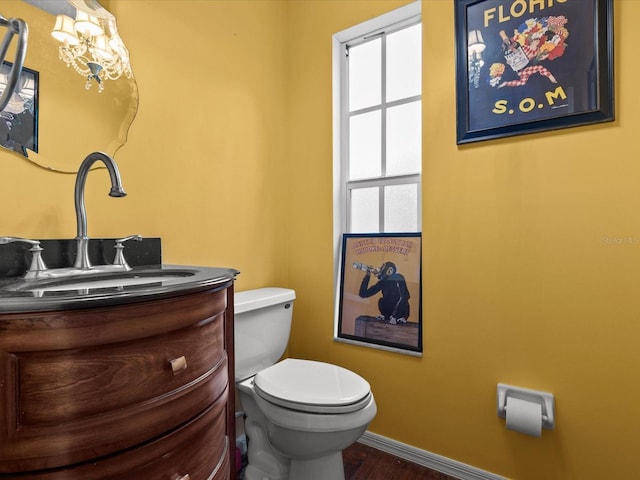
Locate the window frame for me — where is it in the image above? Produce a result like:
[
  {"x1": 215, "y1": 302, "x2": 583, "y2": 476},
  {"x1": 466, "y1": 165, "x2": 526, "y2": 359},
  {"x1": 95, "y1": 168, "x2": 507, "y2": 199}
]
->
[
  {"x1": 343, "y1": 38, "x2": 422, "y2": 233},
  {"x1": 332, "y1": 2, "x2": 422, "y2": 344},
  {"x1": 333, "y1": 2, "x2": 421, "y2": 258}
]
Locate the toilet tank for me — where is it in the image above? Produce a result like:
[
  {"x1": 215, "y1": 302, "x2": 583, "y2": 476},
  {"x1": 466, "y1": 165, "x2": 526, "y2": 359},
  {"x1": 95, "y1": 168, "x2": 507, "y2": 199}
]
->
[{"x1": 234, "y1": 287, "x2": 296, "y2": 382}]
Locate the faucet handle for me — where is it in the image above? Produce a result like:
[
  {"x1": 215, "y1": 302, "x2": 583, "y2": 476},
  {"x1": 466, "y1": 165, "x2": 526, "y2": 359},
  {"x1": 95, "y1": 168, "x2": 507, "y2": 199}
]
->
[
  {"x1": 115, "y1": 235, "x2": 143, "y2": 245},
  {"x1": 0, "y1": 236, "x2": 40, "y2": 246},
  {"x1": 113, "y1": 235, "x2": 143, "y2": 270},
  {"x1": 0, "y1": 237, "x2": 48, "y2": 279}
]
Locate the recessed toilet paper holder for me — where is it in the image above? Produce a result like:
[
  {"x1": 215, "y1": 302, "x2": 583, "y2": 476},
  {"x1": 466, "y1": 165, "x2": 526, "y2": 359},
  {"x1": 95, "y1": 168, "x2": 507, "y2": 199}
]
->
[{"x1": 497, "y1": 383, "x2": 555, "y2": 430}]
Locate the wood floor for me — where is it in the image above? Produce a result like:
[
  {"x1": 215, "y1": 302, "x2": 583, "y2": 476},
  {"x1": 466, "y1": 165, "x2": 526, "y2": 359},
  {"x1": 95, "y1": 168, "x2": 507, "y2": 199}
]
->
[{"x1": 343, "y1": 442, "x2": 460, "y2": 480}]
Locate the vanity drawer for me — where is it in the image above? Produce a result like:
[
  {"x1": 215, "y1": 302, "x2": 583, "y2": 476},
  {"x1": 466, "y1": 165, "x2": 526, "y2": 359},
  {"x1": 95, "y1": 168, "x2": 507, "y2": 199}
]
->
[
  {"x1": 18, "y1": 314, "x2": 225, "y2": 426},
  {"x1": 0, "y1": 288, "x2": 231, "y2": 472},
  {"x1": 6, "y1": 390, "x2": 230, "y2": 480}
]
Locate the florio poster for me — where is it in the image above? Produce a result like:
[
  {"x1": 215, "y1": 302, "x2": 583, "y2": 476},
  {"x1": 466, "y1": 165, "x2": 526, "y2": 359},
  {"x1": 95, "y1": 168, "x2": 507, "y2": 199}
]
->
[{"x1": 458, "y1": 0, "x2": 612, "y2": 141}]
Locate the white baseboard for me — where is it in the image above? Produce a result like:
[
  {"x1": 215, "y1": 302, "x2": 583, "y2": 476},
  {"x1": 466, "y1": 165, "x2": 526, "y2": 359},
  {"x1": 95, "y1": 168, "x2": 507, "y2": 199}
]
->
[{"x1": 358, "y1": 431, "x2": 506, "y2": 480}]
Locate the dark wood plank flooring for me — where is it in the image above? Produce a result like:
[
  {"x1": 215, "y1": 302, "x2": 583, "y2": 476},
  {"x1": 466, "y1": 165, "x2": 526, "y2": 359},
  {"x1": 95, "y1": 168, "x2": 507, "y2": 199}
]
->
[{"x1": 343, "y1": 442, "x2": 460, "y2": 480}]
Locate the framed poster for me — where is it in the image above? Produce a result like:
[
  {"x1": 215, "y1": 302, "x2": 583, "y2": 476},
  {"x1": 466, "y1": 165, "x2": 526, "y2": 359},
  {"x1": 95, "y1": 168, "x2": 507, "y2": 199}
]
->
[
  {"x1": 336, "y1": 233, "x2": 422, "y2": 355},
  {"x1": 0, "y1": 61, "x2": 39, "y2": 157},
  {"x1": 455, "y1": 0, "x2": 613, "y2": 144}
]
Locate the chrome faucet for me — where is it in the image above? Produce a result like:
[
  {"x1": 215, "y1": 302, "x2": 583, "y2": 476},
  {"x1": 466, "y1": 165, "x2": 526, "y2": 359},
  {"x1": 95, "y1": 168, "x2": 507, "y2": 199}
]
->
[{"x1": 74, "y1": 152, "x2": 127, "y2": 270}]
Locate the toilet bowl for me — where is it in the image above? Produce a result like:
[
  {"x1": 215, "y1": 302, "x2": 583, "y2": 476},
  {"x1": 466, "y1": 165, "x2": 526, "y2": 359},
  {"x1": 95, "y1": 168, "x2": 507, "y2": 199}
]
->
[{"x1": 234, "y1": 288, "x2": 377, "y2": 480}]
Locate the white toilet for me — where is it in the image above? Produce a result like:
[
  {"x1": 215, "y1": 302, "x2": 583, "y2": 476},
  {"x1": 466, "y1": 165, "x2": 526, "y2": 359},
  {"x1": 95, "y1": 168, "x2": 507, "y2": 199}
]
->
[{"x1": 234, "y1": 287, "x2": 377, "y2": 480}]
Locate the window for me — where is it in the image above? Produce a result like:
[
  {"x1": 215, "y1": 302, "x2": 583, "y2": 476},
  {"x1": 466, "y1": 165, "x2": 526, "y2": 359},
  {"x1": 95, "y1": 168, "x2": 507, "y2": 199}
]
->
[{"x1": 333, "y1": 2, "x2": 422, "y2": 239}]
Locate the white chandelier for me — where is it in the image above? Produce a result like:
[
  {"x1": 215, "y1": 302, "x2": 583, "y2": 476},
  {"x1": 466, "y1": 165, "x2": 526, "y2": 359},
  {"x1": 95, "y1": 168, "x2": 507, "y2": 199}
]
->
[{"x1": 51, "y1": 0, "x2": 132, "y2": 92}]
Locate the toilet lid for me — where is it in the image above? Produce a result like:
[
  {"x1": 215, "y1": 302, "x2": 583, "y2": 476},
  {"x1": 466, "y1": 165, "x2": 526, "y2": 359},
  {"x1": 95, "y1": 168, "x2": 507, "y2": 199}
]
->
[{"x1": 253, "y1": 358, "x2": 371, "y2": 414}]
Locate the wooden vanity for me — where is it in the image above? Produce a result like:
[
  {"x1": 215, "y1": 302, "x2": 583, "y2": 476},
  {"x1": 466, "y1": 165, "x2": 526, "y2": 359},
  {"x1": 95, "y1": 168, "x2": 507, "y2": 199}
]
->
[{"x1": 0, "y1": 267, "x2": 236, "y2": 480}]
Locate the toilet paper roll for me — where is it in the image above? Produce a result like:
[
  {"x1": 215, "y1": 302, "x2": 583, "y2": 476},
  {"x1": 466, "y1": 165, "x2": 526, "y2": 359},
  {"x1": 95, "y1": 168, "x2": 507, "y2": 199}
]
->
[{"x1": 505, "y1": 397, "x2": 542, "y2": 437}]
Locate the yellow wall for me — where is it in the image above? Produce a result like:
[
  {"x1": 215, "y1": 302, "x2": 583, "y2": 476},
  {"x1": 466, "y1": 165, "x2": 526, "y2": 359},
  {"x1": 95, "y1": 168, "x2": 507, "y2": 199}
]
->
[
  {"x1": 287, "y1": 1, "x2": 640, "y2": 479},
  {"x1": 1, "y1": 0, "x2": 638, "y2": 479}
]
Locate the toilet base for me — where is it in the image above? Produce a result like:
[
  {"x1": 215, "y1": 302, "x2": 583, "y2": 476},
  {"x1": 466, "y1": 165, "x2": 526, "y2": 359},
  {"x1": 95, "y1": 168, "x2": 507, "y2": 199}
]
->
[
  {"x1": 243, "y1": 451, "x2": 344, "y2": 480},
  {"x1": 237, "y1": 373, "x2": 375, "y2": 480},
  {"x1": 289, "y1": 451, "x2": 345, "y2": 480}
]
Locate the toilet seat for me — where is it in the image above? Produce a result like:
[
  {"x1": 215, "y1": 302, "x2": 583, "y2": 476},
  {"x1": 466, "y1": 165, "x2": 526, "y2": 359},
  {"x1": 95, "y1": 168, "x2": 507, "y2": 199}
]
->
[{"x1": 253, "y1": 358, "x2": 371, "y2": 414}]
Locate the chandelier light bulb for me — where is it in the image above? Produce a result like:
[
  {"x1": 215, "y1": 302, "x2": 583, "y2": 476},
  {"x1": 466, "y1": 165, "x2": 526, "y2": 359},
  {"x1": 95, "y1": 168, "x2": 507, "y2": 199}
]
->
[
  {"x1": 50, "y1": 4, "x2": 133, "y2": 92},
  {"x1": 74, "y1": 11, "x2": 104, "y2": 37},
  {"x1": 51, "y1": 15, "x2": 80, "y2": 46}
]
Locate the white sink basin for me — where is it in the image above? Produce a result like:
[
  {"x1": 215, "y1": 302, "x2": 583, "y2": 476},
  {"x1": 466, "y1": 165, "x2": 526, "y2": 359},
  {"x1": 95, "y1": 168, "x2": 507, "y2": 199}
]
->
[
  {"x1": 10, "y1": 269, "x2": 197, "y2": 293},
  {"x1": 34, "y1": 274, "x2": 189, "y2": 292}
]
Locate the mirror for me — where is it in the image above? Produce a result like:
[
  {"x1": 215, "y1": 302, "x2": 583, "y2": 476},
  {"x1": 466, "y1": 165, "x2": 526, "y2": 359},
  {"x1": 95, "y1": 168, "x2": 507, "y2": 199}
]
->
[{"x1": 1, "y1": 0, "x2": 138, "y2": 172}]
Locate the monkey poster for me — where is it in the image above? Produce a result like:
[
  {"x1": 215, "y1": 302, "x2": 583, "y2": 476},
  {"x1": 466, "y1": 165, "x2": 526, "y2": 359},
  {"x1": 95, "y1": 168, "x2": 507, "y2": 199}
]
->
[{"x1": 337, "y1": 233, "x2": 422, "y2": 354}]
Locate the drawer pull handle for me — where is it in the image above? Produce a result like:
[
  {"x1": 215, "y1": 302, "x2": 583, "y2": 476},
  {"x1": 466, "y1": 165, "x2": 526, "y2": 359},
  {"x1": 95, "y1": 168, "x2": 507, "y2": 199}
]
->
[
  {"x1": 176, "y1": 475, "x2": 190, "y2": 480},
  {"x1": 169, "y1": 356, "x2": 188, "y2": 374}
]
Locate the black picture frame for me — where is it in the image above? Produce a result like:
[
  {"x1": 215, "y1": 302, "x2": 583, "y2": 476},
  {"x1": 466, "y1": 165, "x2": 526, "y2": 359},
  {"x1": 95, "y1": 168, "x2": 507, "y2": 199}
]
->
[
  {"x1": 336, "y1": 233, "x2": 422, "y2": 355},
  {"x1": 0, "y1": 61, "x2": 39, "y2": 157},
  {"x1": 455, "y1": 0, "x2": 613, "y2": 144}
]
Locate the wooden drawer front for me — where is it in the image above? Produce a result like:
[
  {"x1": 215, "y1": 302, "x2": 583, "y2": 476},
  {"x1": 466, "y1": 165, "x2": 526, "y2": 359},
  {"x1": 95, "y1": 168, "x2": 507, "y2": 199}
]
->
[
  {"x1": 18, "y1": 315, "x2": 224, "y2": 426},
  {"x1": 0, "y1": 288, "x2": 227, "y2": 352},
  {"x1": 5, "y1": 390, "x2": 230, "y2": 480},
  {"x1": 1, "y1": 321, "x2": 228, "y2": 472},
  {"x1": 1, "y1": 361, "x2": 228, "y2": 472}
]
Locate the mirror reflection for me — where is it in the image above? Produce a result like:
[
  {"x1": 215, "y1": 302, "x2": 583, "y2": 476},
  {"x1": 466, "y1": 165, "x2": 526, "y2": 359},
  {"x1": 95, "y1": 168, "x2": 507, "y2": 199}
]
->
[{"x1": 1, "y1": 0, "x2": 138, "y2": 172}]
